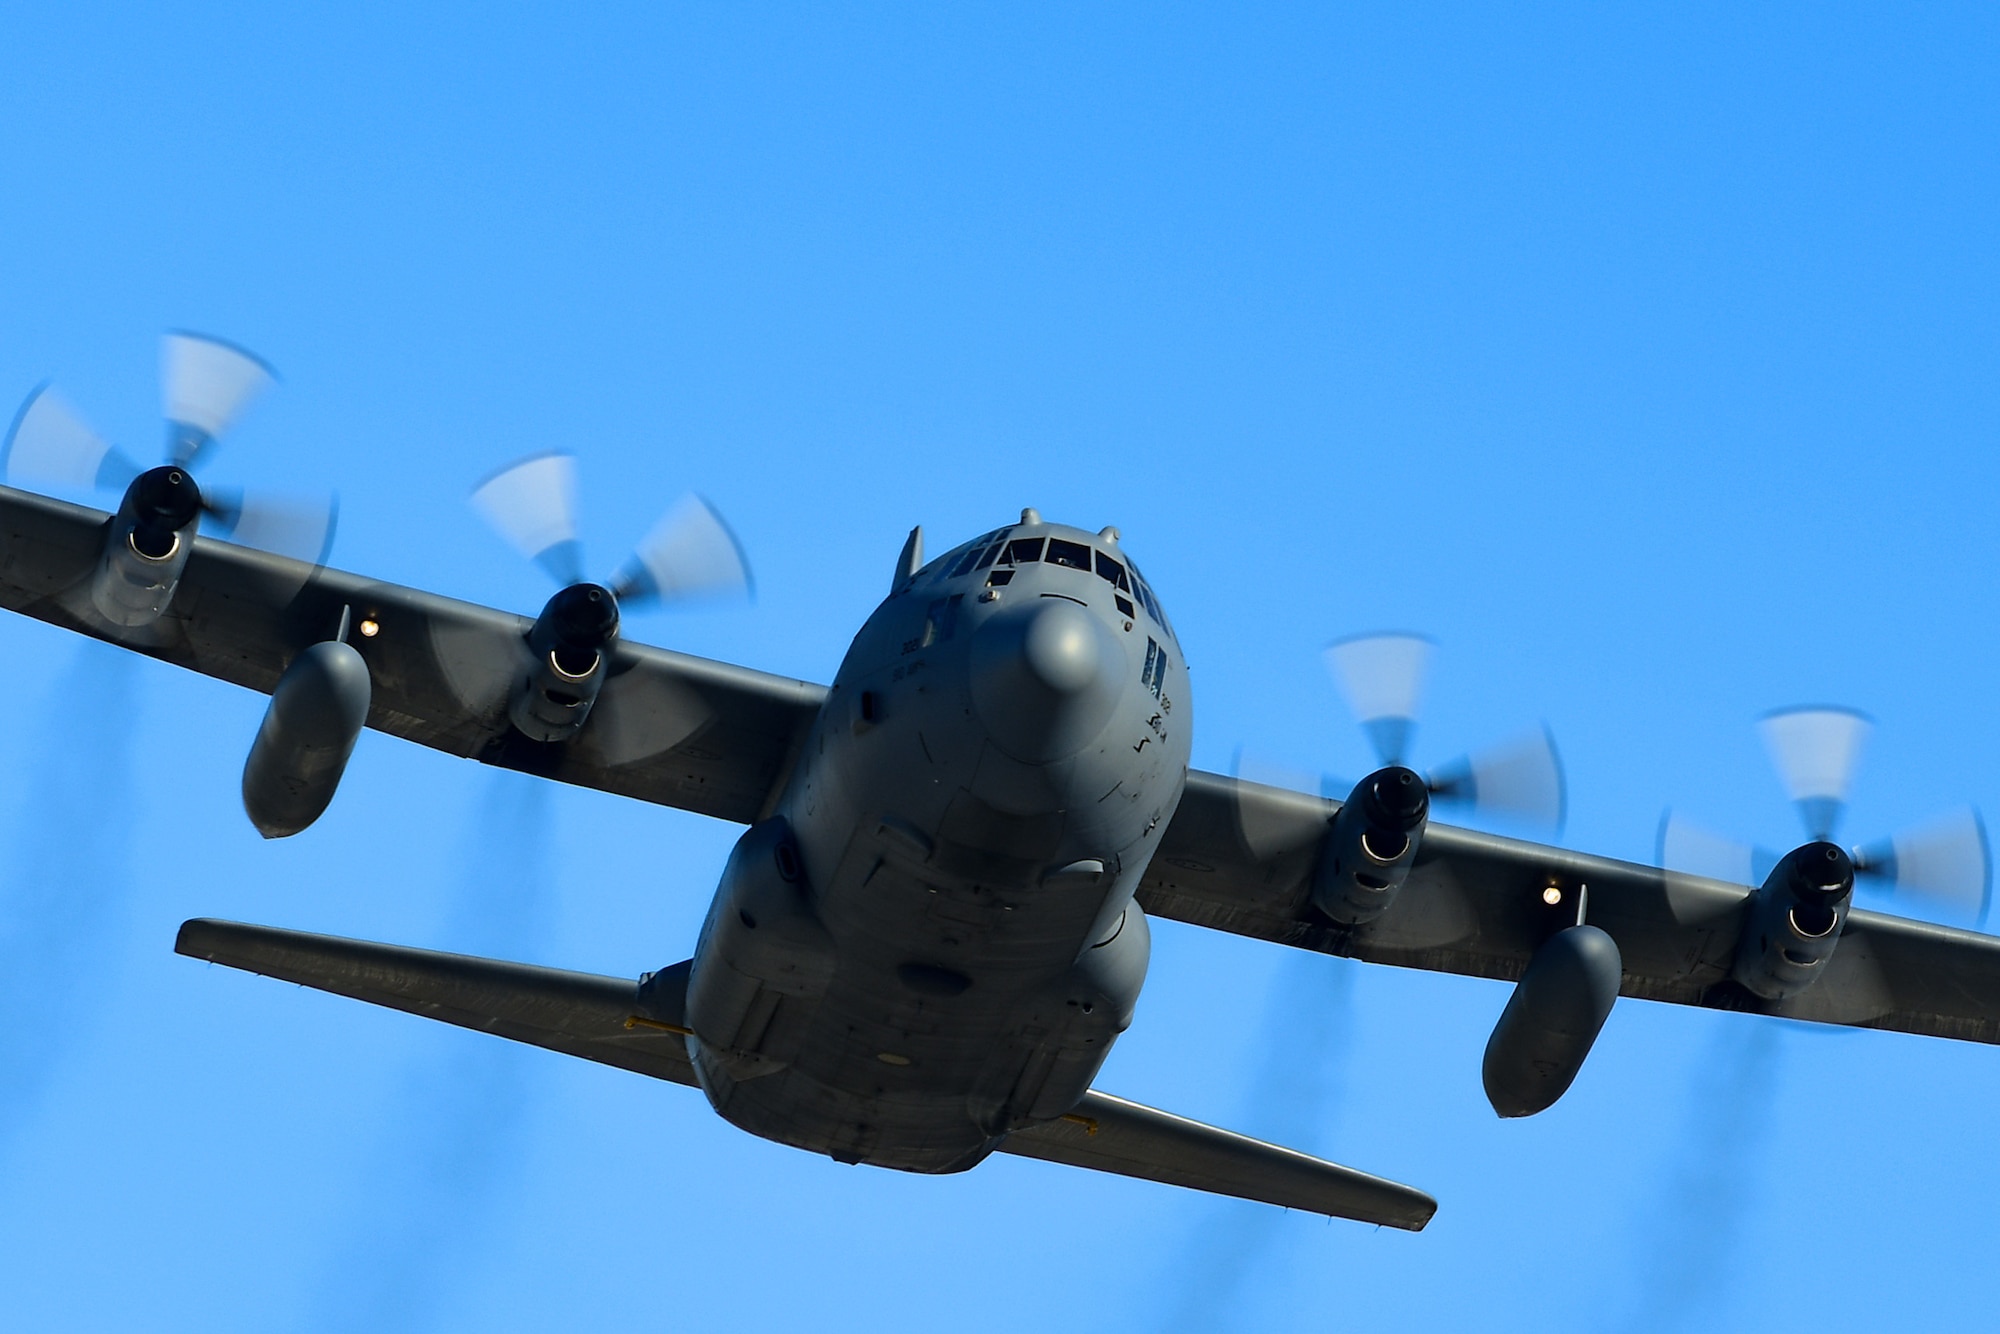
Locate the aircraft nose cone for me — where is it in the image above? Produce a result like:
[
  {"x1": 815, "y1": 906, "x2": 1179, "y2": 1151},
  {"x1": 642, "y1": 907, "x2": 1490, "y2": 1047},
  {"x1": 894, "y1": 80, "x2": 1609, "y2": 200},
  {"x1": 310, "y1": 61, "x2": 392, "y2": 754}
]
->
[
  {"x1": 970, "y1": 598, "x2": 1123, "y2": 764},
  {"x1": 1020, "y1": 599, "x2": 1102, "y2": 694}
]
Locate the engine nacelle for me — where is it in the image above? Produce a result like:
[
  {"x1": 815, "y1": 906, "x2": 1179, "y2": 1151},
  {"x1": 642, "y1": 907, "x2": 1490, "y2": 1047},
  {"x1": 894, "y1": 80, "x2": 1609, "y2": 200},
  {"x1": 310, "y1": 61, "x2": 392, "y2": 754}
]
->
[
  {"x1": 92, "y1": 466, "x2": 202, "y2": 627},
  {"x1": 687, "y1": 819, "x2": 836, "y2": 1087},
  {"x1": 510, "y1": 582, "x2": 617, "y2": 743},
  {"x1": 1311, "y1": 766, "x2": 1429, "y2": 926},
  {"x1": 1482, "y1": 924, "x2": 1622, "y2": 1117},
  {"x1": 241, "y1": 640, "x2": 373, "y2": 838},
  {"x1": 1732, "y1": 840, "x2": 1853, "y2": 1001}
]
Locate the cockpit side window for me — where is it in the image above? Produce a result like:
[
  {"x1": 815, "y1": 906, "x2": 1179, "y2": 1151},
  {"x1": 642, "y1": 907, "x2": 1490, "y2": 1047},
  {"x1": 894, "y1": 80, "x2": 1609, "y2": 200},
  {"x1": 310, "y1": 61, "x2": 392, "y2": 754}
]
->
[
  {"x1": 1093, "y1": 550, "x2": 1131, "y2": 591},
  {"x1": 1124, "y1": 557, "x2": 1174, "y2": 641},
  {"x1": 1046, "y1": 538, "x2": 1091, "y2": 570},
  {"x1": 1134, "y1": 579, "x2": 1159, "y2": 621},
  {"x1": 975, "y1": 541, "x2": 1005, "y2": 569},
  {"x1": 949, "y1": 546, "x2": 984, "y2": 578},
  {"x1": 922, "y1": 595, "x2": 962, "y2": 647},
  {"x1": 1142, "y1": 637, "x2": 1170, "y2": 698}
]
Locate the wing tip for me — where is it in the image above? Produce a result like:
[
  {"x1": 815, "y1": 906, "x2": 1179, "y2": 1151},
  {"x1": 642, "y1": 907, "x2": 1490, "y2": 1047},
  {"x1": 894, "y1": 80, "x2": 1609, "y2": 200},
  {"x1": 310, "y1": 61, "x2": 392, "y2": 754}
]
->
[{"x1": 174, "y1": 916, "x2": 237, "y2": 962}]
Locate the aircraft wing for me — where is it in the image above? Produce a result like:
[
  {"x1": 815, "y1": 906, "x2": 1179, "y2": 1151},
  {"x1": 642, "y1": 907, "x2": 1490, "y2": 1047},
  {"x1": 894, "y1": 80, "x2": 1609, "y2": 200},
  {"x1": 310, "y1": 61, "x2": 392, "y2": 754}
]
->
[
  {"x1": 1139, "y1": 769, "x2": 2000, "y2": 1042},
  {"x1": 1000, "y1": 1090, "x2": 1434, "y2": 1228},
  {"x1": 174, "y1": 918, "x2": 1436, "y2": 1226},
  {"x1": 0, "y1": 486, "x2": 824, "y2": 823},
  {"x1": 174, "y1": 918, "x2": 702, "y2": 1086}
]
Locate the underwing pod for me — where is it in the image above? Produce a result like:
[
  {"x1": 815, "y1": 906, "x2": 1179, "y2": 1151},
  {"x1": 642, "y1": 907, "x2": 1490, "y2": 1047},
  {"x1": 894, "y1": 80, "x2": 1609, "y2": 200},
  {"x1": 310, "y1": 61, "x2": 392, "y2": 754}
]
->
[
  {"x1": 241, "y1": 639, "x2": 372, "y2": 838},
  {"x1": 1481, "y1": 924, "x2": 1621, "y2": 1117}
]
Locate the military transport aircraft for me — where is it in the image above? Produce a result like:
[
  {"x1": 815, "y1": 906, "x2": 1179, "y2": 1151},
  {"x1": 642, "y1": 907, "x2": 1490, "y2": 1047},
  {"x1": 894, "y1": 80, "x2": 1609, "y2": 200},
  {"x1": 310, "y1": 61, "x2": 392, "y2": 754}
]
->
[{"x1": 4, "y1": 334, "x2": 1998, "y2": 1232}]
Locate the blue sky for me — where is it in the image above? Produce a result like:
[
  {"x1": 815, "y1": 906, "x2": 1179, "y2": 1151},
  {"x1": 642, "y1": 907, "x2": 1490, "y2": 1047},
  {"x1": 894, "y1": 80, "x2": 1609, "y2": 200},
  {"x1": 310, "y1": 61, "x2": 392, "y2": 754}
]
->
[{"x1": 2, "y1": 5, "x2": 1997, "y2": 1330}]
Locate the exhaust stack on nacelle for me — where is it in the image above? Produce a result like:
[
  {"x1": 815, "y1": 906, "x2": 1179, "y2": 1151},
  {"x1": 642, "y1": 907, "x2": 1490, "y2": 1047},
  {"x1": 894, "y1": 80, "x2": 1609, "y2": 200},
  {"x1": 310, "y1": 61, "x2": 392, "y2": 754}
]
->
[
  {"x1": 1482, "y1": 923, "x2": 1621, "y2": 1117},
  {"x1": 242, "y1": 636, "x2": 372, "y2": 838}
]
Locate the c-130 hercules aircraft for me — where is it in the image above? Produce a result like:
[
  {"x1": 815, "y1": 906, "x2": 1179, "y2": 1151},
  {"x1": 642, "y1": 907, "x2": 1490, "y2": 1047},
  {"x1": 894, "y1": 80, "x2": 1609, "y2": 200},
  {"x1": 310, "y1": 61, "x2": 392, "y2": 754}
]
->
[{"x1": 5, "y1": 334, "x2": 1998, "y2": 1231}]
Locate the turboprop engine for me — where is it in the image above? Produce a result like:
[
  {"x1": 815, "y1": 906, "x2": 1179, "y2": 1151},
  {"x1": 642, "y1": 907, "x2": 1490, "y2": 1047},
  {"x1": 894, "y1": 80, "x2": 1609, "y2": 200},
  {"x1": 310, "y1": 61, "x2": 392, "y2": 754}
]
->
[
  {"x1": 1313, "y1": 766, "x2": 1428, "y2": 926},
  {"x1": 511, "y1": 581, "x2": 618, "y2": 742},
  {"x1": 467, "y1": 451, "x2": 752, "y2": 745},
  {"x1": 1732, "y1": 841, "x2": 1853, "y2": 1001},
  {"x1": 1241, "y1": 634, "x2": 1563, "y2": 928},
  {"x1": 96, "y1": 465, "x2": 202, "y2": 626},
  {"x1": 2, "y1": 333, "x2": 337, "y2": 631},
  {"x1": 1660, "y1": 707, "x2": 1991, "y2": 1003}
]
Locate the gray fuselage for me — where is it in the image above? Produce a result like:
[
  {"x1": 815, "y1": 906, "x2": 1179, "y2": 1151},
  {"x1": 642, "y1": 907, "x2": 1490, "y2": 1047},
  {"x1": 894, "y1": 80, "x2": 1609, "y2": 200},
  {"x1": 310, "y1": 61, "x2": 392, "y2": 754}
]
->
[{"x1": 682, "y1": 516, "x2": 1192, "y2": 1172}]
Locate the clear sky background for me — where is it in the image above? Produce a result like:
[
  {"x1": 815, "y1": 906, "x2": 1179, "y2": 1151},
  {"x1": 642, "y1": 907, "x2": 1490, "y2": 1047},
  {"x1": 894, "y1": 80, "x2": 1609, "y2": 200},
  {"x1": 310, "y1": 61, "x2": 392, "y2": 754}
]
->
[{"x1": 2, "y1": 5, "x2": 1997, "y2": 1331}]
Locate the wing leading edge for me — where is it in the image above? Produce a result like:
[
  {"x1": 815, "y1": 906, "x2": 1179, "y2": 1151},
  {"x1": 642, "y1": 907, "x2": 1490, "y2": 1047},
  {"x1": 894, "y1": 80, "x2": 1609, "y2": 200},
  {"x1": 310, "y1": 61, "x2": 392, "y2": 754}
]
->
[
  {"x1": 1140, "y1": 769, "x2": 2000, "y2": 1044},
  {"x1": 0, "y1": 485, "x2": 824, "y2": 823},
  {"x1": 173, "y1": 919, "x2": 1435, "y2": 1228}
]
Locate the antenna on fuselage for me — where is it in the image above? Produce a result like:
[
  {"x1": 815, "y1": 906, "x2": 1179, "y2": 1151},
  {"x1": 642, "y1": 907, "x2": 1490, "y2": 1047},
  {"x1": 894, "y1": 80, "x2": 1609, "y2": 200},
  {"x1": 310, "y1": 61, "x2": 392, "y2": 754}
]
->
[{"x1": 893, "y1": 526, "x2": 923, "y2": 594}]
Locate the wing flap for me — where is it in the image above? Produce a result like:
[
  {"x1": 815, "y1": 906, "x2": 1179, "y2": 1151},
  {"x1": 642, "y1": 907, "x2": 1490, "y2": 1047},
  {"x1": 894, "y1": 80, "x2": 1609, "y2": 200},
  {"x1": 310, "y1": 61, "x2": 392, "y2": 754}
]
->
[
  {"x1": 1000, "y1": 1091, "x2": 1436, "y2": 1229},
  {"x1": 174, "y1": 919, "x2": 698, "y2": 1087}
]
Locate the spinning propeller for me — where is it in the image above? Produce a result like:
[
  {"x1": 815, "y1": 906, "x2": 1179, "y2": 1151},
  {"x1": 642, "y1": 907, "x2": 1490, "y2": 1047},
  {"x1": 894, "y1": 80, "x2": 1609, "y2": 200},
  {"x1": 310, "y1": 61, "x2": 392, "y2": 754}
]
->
[
  {"x1": 2, "y1": 333, "x2": 335, "y2": 563},
  {"x1": 1319, "y1": 632, "x2": 1566, "y2": 834},
  {"x1": 1234, "y1": 633, "x2": 1565, "y2": 865},
  {"x1": 469, "y1": 451, "x2": 752, "y2": 610},
  {"x1": 1659, "y1": 706, "x2": 1991, "y2": 928},
  {"x1": 464, "y1": 451, "x2": 753, "y2": 748}
]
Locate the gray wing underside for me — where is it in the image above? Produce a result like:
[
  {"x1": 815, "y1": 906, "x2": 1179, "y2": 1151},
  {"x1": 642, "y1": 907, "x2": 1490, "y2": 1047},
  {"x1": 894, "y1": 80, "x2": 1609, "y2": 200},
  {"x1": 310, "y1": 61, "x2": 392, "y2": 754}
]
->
[
  {"x1": 0, "y1": 485, "x2": 824, "y2": 823},
  {"x1": 172, "y1": 919, "x2": 1435, "y2": 1228},
  {"x1": 174, "y1": 919, "x2": 704, "y2": 1086},
  {"x1": 1140, "y1": 770, "x2": 2000, "y2": 1044},
  {"x1": 1001, "y1": 1091, "x2": 1434, "y2": 1228}
]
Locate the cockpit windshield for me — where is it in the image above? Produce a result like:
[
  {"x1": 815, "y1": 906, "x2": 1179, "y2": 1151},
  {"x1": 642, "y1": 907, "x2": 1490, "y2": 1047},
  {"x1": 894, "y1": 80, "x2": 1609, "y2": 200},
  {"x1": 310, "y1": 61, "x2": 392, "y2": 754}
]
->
[
  {"x1": 932, "y1": 525, "x2": 1174, "y2": 642},
  {"x1": 1046, "y1": 539, "x2": 1091, "y2": 570}
]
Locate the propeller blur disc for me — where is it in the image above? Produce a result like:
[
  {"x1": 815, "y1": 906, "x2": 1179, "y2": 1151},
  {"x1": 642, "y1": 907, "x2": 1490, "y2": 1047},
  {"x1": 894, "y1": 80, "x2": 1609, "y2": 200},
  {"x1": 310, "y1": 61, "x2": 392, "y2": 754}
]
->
[
  {"x1": 1428, "y1": 725, "x2": 1566, "y2": 834},
  {"x1": 4, "y1": 385, "x2": 141, "y2": 492},
  {"x1": 1657, "y1": 810, "x2": 1762, "y2": 886},
  {"x1": 162, "y1": 332, "x2": 275, "y2": 467},
  {"x1": 1855, "y1": 808, "x2": 1991, "y2": 928},
  {"x1": 470, "y1": 452, "x2": 585, "y2": 586},
  {"x1": 1324, "y1": 633, "x2": 1432, "y2": 766},
  {"x1": 1759, "y1": 706, "x2": 1871, "y2": 840},
  {"x1": 612, "y1": 493, "x2": 753, "y2": 606},
  {"x1": 205, "y1": 487, "x2": 339, "y2": 566},
  {"x1": 1229, "y1": 748, "x2": 1338, "y2": 862}
]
